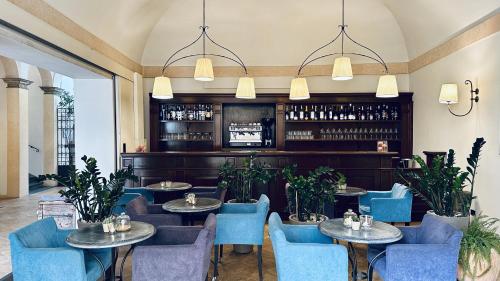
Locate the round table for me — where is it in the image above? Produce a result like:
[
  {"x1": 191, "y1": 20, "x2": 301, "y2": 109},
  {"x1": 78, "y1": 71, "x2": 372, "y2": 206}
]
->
[
  {"x1": 319, "y1": 218, "x2": 402, "y2": 280},
  {"x1": 66, "y1": 221, "x2": 155, "y2": 281},
  {"x1": 162, "y1": 198, "x2": 222, "y2": 225},
  {"x1": 145, "y1": 182, "x2": 192, "y2": 204}
]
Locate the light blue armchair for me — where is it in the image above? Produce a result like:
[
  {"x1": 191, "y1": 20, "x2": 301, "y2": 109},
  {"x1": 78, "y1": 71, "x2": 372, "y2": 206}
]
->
[
  {"x1": 268, "y1": 212, "x2": 348, "y2": 281},
  {"x1": 213, "y1": 194, "x2": 270, "y2": 280},
  {"x1": 359, "y1": 183, "x2": 413, "y2": 224},
  {"x1": 368, "y1": 214, "x2": 463, "y2": 281},
  {"x1": 124, "y1": 187, "x2": 154, "y2": 203},
  {"x1": 9, "y1": 217, "x2": 112, "y2": 281},
  {"x1": 113, "y1": 192, "x2": 142, "y2": 215}
]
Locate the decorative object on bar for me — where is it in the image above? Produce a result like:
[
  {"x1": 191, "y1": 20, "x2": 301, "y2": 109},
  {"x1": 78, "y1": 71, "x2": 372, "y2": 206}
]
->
[
  {"x1": 9, "y1": 218, "x2": 112, "y2": 281},
  {"x1": 291, "y1": 0, "x2": 398, "y2": 99},
  {"x1": 458, "y1": 214, "x2": 500, "y2": 281},
  {"x1": 359, "y1": 183, "x2": 413, "y2": 225},
  {"x1": 398, "y1": 137, "x2": 486, "y2": 231},
  {"x1": 368, "y1": 214, "x2": 463, "y2": 281},
  {"x1": 213, "y1": 195, "x2": 270, "y2": 279},
  {"x1": 217, "y1": 153, "x2": 275, "y2": 203},
  {"x1": 282, "y1": 165, "x2": 343, "y2": 224},
  {"x1": 439, "y1": 79, "x2": 480, "y2": 117},
  {"x1": 261, "y1": 118, "x2": 275, "y2": 147},
  {"x1": 132, "y1": 214, "x2": 216, "y2": 281},
  {"x1": 39, "y1": 155, "x2": 137, "y2": 226},
  {"x1": 152, "y1": 0, "x2": 254, "y2": 100},
  {"x1": 268, "y1": 212, "x2": 349, "y2": 281}
]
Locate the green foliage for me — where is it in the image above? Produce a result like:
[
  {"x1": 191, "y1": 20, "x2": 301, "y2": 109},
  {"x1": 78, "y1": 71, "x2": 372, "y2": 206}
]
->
[
  {"x1": 217, "y1": 153, "x2": 275, "y2": 203},
  {"x1": 399, "y1": 138, "x2": 485, "y2": 217},
  {"x1": 283, "y1": 165, "x2": 343, "y2": 222},
  {"x1": 58, "y1": 90, "x2": 74, "y2": 115},
  {"x1": 39, "y1": 155, "x2": 137, "y2": 222},
  {"x1": 459, "y1": 215, "x2": 500, "y2": 279}
]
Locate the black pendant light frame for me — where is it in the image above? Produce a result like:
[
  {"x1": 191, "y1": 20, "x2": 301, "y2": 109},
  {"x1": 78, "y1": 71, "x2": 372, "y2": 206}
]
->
[
  {"x1": 160, "y1": 0, "x2": 248, "y2": 76},
  {"x1": 296, "y1": 0, "x2": 389, "y2": 76}
]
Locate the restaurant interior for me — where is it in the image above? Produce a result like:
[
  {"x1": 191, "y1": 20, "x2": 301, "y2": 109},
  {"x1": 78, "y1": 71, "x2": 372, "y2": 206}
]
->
[{"x1": 0, "y1": 0, "x2": 499, "y2": 280}]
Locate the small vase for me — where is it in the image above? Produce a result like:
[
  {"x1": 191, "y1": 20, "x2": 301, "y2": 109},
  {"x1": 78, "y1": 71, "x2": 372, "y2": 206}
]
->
[{"x1": 351, "y1": 221, "x2": 361, "y2": 231}]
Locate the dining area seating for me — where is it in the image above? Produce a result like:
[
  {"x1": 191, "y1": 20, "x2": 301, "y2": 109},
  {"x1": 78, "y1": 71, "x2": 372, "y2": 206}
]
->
[{"x1": 359, "y1": 183, "x2": 413, "y2": 225}]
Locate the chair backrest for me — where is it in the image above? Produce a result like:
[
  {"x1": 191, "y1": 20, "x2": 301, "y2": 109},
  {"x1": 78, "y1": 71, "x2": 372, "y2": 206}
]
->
[
  {"x1": 9, "y1": 218, "x2": 59, "y2": 248},
  {"x1": 417, "y1": 214, "x2": 463, "y2": 245},
  {"x1": 268, "y1": 212, "x2": 287, "y2": 244},
  {"x1": 256, "y1": 194, "x2": 270, "y2": 216},
  {"x1": 195, "y1": 213, "x2": 217, "y2": 281},
  {"x1": 126, "y1": 196, "x2": 149, "y2": 215},
  {"x1": 115, "y1": 193, "x2": 142, "y2": 215},
  {"x1": 391, "y1": 183, "x2": 410, "y2": 198},
  {"x1": 124, "y1": 187, "x2": 154, "y2": 202}
]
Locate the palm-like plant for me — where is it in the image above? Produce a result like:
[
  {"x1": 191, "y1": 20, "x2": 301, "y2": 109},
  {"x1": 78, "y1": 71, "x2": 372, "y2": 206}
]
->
[
  {"x1": 39, "y1": 155, "x2": 137, "y2": 222},
  {"x1": 399, "y1": 138, "x2": 485, "y2": 217}
]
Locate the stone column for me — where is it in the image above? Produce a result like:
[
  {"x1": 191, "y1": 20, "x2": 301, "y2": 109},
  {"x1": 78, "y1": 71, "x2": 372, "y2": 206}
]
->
[
  {"x1": 40, "y1": 87, "x2": 64, "y2": 175},
  {"x1": 3, "y1": 78, "x2": 33, "y2": 197}
]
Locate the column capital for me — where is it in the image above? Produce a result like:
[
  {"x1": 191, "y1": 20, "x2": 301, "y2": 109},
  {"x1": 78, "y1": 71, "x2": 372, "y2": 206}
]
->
[
  {"x1": 40, "y1": 86, "x2": 65, "y2": 95},
  {"x1": 2, "y1": 78, "x2": 33, "y2": 89}
]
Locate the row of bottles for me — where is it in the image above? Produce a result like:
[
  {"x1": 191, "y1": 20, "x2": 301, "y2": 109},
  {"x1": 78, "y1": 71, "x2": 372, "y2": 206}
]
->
[
  {"x1": 285, "y1": 127, "x2": 399, "y2": 141},
  {"x1": 160, "y1": 131, "x2": 213, "y2": 141},
  {"x1": 285, "y1": 104, "x2": 399, "y2": 121},
  {"x1": 160, "y1": 104, "x2": 213, "y2": 121}
]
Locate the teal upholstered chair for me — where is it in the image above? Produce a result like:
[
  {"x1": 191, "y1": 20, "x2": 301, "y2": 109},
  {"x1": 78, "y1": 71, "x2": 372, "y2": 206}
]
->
[
  {"x1": 124, "y1": 187, "x2": 154, "y2": 203},
  {"x1": 9, "y1": 217, "x2": 111, "y2": 281},
  {"x1": 213, "y1": 194, "x2": 270, "y2": 280},
  {"x1": 359, "y1": 183, "x2": 413, "y2": 224},
  {"x1": 113, "y1": 192, "x2": 142, "y2": 215},
  {"x1": 268, "y1": 212, "x2": 348, "y2": 281}
]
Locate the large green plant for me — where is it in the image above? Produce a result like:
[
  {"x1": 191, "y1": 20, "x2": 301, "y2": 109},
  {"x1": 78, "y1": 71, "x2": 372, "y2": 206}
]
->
[
  {"x1": 217, "y1": 154, "x2": 274, "y2": 203},
  {"x1": 399, "y1": 138, "x2": 485, "y2": 217},
  {"x1": 459, "y1": 215, "x2": 500, "y2": 279},
  {"x1": 283, "y1": 165, "x2": 342, "y2": 222},
  {"x1": 40, "y1": 156, "x2": 137, "y2": 222}
]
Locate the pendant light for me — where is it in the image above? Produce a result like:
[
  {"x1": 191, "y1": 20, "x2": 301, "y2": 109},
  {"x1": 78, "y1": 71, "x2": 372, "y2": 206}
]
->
[
  {"x1": 289, "y1": 78, "x2": 310, "y2": 100},
  {"x1": 153, "y1": 0, "x2": 254, "y2": 99},
  {"x1": 292, "y1": 0, "x2": 398, "y2": 99}
]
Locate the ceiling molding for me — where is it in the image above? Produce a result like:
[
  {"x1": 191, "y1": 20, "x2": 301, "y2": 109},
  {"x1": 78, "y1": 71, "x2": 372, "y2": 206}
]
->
[
  {"x1": 408, "y1": 12, "x2": 500, "y2": 73},
  {"x1": 7, "y1": 0, "x2": 143, "y2": 74},
  {"x1": 142, "y1": 62, "x2": 409, "y2": 78}
]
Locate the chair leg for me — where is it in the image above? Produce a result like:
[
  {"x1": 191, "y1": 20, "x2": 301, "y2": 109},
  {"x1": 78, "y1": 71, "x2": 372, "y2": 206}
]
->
[
  {"x1": 405, "y1": 222, "x2": 410, "y2": 226},
  {"x1": 213, "y1": 245, "x2": 219, "y2": 278},
  {"x1": 220, "y1": 245, "x2": 223, "y2": 260},
  {"x1": 258, "y1": 245, "x2": 263, "y2": 281}
]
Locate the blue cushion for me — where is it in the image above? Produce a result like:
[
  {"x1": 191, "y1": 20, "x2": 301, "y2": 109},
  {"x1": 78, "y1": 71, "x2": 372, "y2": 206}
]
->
[
  {"x1": 391, "y1": 183, "x2": 408, "y2": 198},
  {"x1": 359, "y1": 205, "x2": 371, "y2": 214}
]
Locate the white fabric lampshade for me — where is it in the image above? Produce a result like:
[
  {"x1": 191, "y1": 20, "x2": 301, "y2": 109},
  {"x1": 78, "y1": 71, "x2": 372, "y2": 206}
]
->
[
  {"x1": 236, "y1": 77, "x2": 256, "y2": 99},
  {"x1": 376, "y1": 75, "x2": 399, "y2": 98},
  {"x1": 152, "y1": 76, "x2": 173, "y2": 99},
  {"x1": 332, "y1": 57, "x2": 353, "y2": 81},
  {"x1": 194, "y1": 58, "x2": 214, "y2": 81},
  {"x1": 439, "y1": 83, "x2": 459, "y2": 104},
  {"x1": 289, "y1": 78, "x2": 310, "y2": 100}
]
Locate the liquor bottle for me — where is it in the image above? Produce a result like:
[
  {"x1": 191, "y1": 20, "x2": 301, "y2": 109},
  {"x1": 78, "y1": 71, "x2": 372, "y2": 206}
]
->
[
  {"x1": 333, "y1": 105, "x2": 339, "y2": 120},
  {"x1": 381, "y1": 104, "x2": 388, "y2": 120},
  {"x1": 339, "y1": 105, "x2": 345, "y2": 120},
  {"x1": 285, "y1": 105, "x2": 289, "y2": 121},
  {"x1": 304, "y1": 105, "x2": 309, "y2": 121},
  {"x1": 319, "y1": 105, "x2": 325, "y2": 120},
  {"x1": 310, "y1": 105, "x2": 316, "y2": 120},
  {"x1": 368, "y1": 106, "x2": 374, "y2": 120},
  {"x1": 206, "y1": 104, "x2": 212, "y2": 120},
  {"x1": 299, "y1": 105, "x2": 304, "y2": 120},
  {"x1": 289, "y1": 105, "x2": 295, "y2": 120},
  {"x1": 360, "y1": 106, "x2": 366, "y2": 120},
  {"x1": 375, "y1": 105, "x2": 381, "y2": 120},
  {"x1": 328, "y1": 105, "x2": 333, "y2": 120}
]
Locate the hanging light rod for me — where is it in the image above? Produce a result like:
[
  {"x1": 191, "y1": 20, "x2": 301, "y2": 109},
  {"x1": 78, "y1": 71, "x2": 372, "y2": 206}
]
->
[
  {"x1": 290, "y1": 0, "x2": 398, "y2": 100},
  {"x1": 153, "y1": 0, "x2": 255, "y2": 99}
]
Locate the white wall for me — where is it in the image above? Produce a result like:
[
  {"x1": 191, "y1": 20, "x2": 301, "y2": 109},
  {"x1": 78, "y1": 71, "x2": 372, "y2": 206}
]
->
[
  {"x1": 27, "y1": 66, "x2": 43, "y2": 176},
  {"x1": 0, "y1": 68, "x2": 6, "y2": 195},
  {"x1": 74, "y1": 79, "x2": 115, "y2": 177},
  {"x1": 411, "y1": 33, "x2": 500, "y2": 220}
]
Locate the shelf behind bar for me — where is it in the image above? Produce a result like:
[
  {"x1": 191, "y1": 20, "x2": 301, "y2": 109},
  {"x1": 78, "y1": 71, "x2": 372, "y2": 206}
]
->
[
  {"x1": 285, "y1": 139, "x2": 401, "y2": 142},
  {"x1": 159, "y1": 139, "x2": 214, "y2": 142},
  {"x1": 160, "y1": 120, "x2": 214, "y2": 123},
  {"x1": 285, "y1": 120, "x2": 400, "y2": 123}
]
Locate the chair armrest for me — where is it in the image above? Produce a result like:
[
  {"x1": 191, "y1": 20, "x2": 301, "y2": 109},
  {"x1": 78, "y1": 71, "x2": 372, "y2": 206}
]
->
[
  {"x1": 386, "y1": 244, "x2": 459, "y2": 280},
  {"x1": 130, "y1": 214, "x2": 183, "y2": 228},
  {"x1": 151, "y1": 226, "x2": 203, "y2": 245},
  {"x1": 147, "y1": 204, "x2": 166, "y2": 214},
  {"x1": 190, "y1": 191, "x2": 217, "y2": 199},
  {"x1": 220, "y1": 203, "x2": 257, "y2": 214},
  {"x1": 281, "y1": 225, "x2": 333, "y2": 244},
  {"x1": 397, "y1": 226, "x2": 418, "y2": 244},
  {"x1": 216, "y1": 213, "x2": 265, "y2": 245},
  {"x1": 370, "y1": 197, "x2": 412, "y2": 222},
  {"x1": 55, "y1": 229, "x2": 75, "y2": 247},
  {"x1": 359, "y1": 191, "x2": 392, "y2": 206}
]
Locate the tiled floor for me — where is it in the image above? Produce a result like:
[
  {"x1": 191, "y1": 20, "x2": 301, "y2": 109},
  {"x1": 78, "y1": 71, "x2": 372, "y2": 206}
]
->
[{"x1": 1, "y1": 191, "x2": 382, "y2": 281}]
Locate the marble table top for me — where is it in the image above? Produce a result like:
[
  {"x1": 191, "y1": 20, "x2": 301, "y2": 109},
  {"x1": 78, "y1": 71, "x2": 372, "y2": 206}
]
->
[
  {"x1": 318, "y1": 218, "x2": 403, "y2": 244},
  {"x1": 66, "y1": 221, "x2": 155, "y2": 249},
  {"x1": 162, "y1": 198, "x2": 222, "y2": 213},
  {"x1": 145, "y1": 182, "x2": 192, "y2": 192},
  {"x1": 335, "y1": 186, "x2": 368, "y2": 197}
]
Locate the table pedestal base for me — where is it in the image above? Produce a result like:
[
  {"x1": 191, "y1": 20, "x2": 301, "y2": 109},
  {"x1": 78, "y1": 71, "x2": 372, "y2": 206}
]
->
[{"x1": 348, "y1": 242, "x2": 368, "y2": 280}]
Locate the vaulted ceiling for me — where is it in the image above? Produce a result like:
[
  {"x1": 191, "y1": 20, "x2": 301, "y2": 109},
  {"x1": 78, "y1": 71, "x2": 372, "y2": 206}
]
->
[{"x1": 44, "y1": 0, "x2": 500, "y2": 66}]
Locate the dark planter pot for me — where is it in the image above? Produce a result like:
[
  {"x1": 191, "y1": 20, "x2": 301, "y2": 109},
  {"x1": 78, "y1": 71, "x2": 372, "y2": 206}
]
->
[
  {"x1": 77, "y1": 220, "x2": 102, "y2": 231},
  {"x1": 288, "y1": 213, "x2": 329, "y2": 225}
]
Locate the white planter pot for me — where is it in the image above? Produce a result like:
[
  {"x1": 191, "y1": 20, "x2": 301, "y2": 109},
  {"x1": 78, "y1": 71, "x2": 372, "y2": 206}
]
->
[
  {"x1": 351, "y1": 221, "x2": 361, "y2": 230},
  {"x1": 427, "y1": 211, "x2": 470, "y2": 231},
  {"x1": 288, "y1": 214, "x2": 328, "y2": 225},
  {"x1": 458, "y1": 249, "x2": 500, "y2": 281},
  {"x1": 42, "y1": 179, "x2": 58, "y2": 187},
  {"x1": 233, "y1": 244, "x2": 254, "y2": 254}
]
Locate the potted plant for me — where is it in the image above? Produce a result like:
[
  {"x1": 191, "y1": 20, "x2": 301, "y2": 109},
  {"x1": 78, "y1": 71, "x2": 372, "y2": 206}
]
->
[
  {"x1": 337, "y1": 174, "x2": 347, "y2": 190},
  {"x1": 218, "y1": 153, "x2": 274, "y2": 203},
  {"x1": 399, "y1": 138, "x2": 485, "y2": 230},
  {"x1": 283, "y1": 165, "x2": 343, "y2": 224},
  {"x1": 458, "y1": 215, "x2": 500, "y2": 281},
  {"x1": 39, "y1": 155, "x2": 137, "y2": 228}
]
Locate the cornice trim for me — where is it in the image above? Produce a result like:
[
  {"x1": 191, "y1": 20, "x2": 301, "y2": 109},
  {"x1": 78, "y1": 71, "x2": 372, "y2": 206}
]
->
[
  {"x1": 2, "y1": 78, "x2": 33, "y2": 89},
  {"x1": 40, "y1": 86, "x2": 65, "y2": 95}
]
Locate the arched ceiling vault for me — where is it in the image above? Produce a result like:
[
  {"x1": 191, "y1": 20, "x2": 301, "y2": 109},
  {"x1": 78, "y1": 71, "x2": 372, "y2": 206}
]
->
[{"x1": 43, "y1": 0, "x2": 500, "y2": 68}]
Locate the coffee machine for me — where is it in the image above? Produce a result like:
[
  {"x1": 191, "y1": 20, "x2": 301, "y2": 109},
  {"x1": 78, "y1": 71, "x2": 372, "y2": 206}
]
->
[
  {"x1": 261, "y1": 118, "x2": 274, "y2": 147},
  {"x1": 228, "y1": 123, "x2": 263, "y2": 147}
]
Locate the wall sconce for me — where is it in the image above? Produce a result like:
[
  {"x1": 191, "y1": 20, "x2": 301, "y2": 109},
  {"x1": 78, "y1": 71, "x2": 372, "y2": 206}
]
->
[{"x1": 439, "y1": 80, "x2": 479, "y2": 117}]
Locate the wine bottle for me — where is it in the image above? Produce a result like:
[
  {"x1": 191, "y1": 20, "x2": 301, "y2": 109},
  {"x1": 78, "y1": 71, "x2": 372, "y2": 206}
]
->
[
  {"x1": 310, "y1": 105, "x2": 316, "y2": 120},
  {"x1": 304, "y1": 105, "x2": 309, "y2": 121},
  {"x1": 319, "y1": 105, "x2": 325, "y2": 120},
  {"x1": 299, "y1": 105, "x2": 304, "y2": 120},
  {"x1": 328, "y1": 105, "x2": 333, "y2": 120},
  {"x1": 339, "y1": 105, "x2": 345, "y2": 120}
]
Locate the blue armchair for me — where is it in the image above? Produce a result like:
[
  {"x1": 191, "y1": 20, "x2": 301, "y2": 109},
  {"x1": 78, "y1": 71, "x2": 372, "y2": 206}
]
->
[
  {"x1": 368, "y1": 214, "x2": 463, "y2": 281},
  {"x1": 359, "y1": 183, "x2": 413, "y2": 224},
  {"x1": 124, "y1": 187, "x2": 154, "y2": 203},
  {"x1": 268, "y1": 212, "x2": 348, "y2": 281},
  {"x1": 113, "y1": 192, "x2": 142, "y2": 215},
  {"x1": 213, "y1": 194, "x2": 270, "y2": 280},
  {"x1": 9, "y1": 217, "x2": 112, "y2": 281}
]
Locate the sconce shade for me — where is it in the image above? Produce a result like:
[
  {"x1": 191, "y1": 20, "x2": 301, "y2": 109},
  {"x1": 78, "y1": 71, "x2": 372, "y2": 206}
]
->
[
  {"x1": 236, "y1": 77, "x2": 256, "y2": 99},
  {"x1": 152, "y1": 76, "x2": 173, "y2": 99},
  {"x1": 376, "y1": 75, "x2": 399, "y2": 98},
  {"x1": 289, "y1": 78, "x2": 310, "y2": 100},
  {"x1": 194, "y1": 58, "x2": 214, "y2": 81},
  {"x1": 439, "y1": 83, "x2": 459, "y2": 104},
  {"x1": 332, "y1": 57, "x2": 353, "y2": 81}
]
